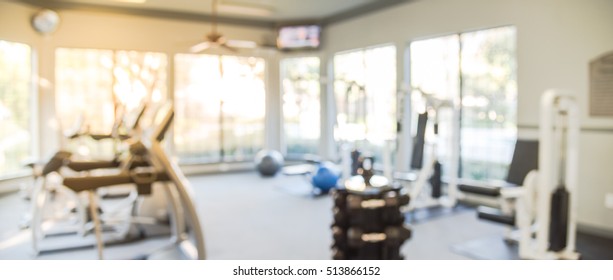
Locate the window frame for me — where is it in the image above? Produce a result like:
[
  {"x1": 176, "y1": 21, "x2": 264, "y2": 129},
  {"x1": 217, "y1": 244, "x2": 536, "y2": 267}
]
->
[
  {"x1": 54, "y1": 47, "x2": 169, "y2": 160},
  {"x1": 0, "y1": 39, "x2": 38, "y2": 180},
  {"x1": 279, "y1": 56, "x2": 322, "y2": 160},
  {"x1": 331, "y1": 43, "x2": 398, "y2": 161},
  {"x1": 406, "y1": 25, "x2": 518, "y2": 181},
  {"x1": 173, "y1": 52, "x2": 268, "y2": 165}
]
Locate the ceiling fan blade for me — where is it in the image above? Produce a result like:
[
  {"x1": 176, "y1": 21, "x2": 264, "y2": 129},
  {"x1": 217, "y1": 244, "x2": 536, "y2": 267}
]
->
[
  {"x1": 190, "y1": 41, "x2": 211, "y2": 53},
  {"x1": 226, "y1": 39, "x2": 258, "y2": 49},
  {"x1": 220, "y1": 43, "x2": 238, "y2": 52}
]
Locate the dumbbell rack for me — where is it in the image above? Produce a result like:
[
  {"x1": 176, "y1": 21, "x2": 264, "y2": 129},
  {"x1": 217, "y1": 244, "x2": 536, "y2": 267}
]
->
[{"x1": 331, "y1": 172, "x2": 412, "y2": 260}]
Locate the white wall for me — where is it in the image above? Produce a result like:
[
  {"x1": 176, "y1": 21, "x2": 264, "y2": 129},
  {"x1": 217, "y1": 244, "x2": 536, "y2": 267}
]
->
[{"x1": 323, "y1": 0, "x2": 613, "y2": 233}]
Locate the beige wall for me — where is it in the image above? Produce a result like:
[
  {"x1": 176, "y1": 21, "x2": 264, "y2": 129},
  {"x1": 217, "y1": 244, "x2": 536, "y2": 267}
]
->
[
  {"x1": 0, "y1": 0, "x2": 277, "y2": 159},
  {"x1": 0, "y1": 2, "x2": 273, "y2": 53},
  {"x1": 324, "y1": 0, "x2": 613, "y2": 233}
]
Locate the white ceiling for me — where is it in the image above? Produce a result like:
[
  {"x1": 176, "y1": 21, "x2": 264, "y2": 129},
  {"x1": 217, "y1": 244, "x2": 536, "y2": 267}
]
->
[{"x1": 53, "y1": 0, "x2": 380, "y2": 21}]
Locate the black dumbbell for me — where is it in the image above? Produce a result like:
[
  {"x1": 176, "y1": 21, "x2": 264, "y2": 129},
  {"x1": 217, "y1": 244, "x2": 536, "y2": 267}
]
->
[
  {"x1": 347, "y1": 226, "x2": 412, "y2": 248},
  {"x1": 346, "y1": 197, "x2": 386, "y2": 231},
  {"x1": 346, "y1": 195, "x2": 386, "y2": 227},
  {"x1": 355, "y1": 242, "x2": 382, "y2": 260},
  {"x1": 381, "y1": 192, "x2": 409, "y2": 224},
  {"x1": 332, "y1": 247, "x2": 345, "y2": 260},
  {"x1": 383, "y1": 191, "x2": 410, "y2": 207},
  {"x1": 386, "y1": 226, "x2": 412, "y2": 246},
  {"x1": 332, "y1": 189, "x2": 348, "y2": 208},
  {"x1": 333, "y1": 207, "x2": 361, "y2": 228},
  {"x1": 345, "y1": 198, "x2": 400, "y2": 226},
  {"x1": 347, "y1": 228, "x2": 382, "y2": 248},
  {"x1": 381, "y1": 227, "x2": 408, "y2": 260},
  {"x1": 347, "y1": 194, "x2": 368, "y2": 210},
  {"x1": 382, "y1": 245, "x2": 405, "y2": 260},
  {"x1": 382, "y1": 208, "x2": 405, "y2": 225},
  {"x1": 333, "y1": 207, "x2": 347, "y2": 227},
  {"x1": 332, "y1": 226, "x2": 345, "y2": 244},
  {"x1": 347, "y1": 192, "x2": 409, "y2": 211}
]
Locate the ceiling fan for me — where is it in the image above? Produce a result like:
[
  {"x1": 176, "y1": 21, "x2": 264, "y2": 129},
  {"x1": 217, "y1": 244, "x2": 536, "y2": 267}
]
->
[{"x1": 189, "y1": 0, "x2": 259, "y2": 53}]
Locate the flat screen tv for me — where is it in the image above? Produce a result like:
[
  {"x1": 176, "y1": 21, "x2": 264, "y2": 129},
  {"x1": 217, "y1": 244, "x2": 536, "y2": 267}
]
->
[{"x1": 277, "y1": 24, "x2": 321, "y2": 51}]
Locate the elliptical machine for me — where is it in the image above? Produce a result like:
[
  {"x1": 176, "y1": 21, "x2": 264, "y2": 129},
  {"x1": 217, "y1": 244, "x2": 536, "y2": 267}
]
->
[
  {"x1": 62, "y1": 103, "x2": 206, "y2": 260},
  {"x1": 27, "y1": 104, "x2": 169, "y2": 256}
]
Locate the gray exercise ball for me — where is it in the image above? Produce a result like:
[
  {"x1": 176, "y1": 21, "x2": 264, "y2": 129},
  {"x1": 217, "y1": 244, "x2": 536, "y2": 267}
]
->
[{"x1": 255, "y1": 149, "x2": 284, "y2": 176}]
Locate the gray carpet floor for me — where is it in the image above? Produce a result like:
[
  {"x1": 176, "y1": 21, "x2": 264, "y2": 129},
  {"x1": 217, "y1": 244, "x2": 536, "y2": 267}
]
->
[{"x1": 0, "y1": 172, "x2": 510, "y2": 260}]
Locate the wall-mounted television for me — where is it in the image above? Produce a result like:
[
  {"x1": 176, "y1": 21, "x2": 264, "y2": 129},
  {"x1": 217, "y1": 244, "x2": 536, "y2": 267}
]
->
[{"x1": 277, "y1": 24, "x2": 321, "y2": 51}]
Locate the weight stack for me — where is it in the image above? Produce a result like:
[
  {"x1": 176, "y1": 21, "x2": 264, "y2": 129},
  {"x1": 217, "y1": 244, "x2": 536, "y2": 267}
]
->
[{"x1": 331, "y1": 173, "x2": 411, "y2": 260}]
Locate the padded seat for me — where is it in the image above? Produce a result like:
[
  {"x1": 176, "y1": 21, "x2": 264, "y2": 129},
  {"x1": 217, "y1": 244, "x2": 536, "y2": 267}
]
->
[
  {"x1": 477, "y1": 206, "x2": 516, "y2": 226},
  {"x1": 459, "y1": 184, "x2": 502, "y2": 197},
  {"x1": 459, "y1": 139, "x2": 538, "y2": 198},
  {"x1": 458, "y1": 177, "x2": 520, "y2": 196}
]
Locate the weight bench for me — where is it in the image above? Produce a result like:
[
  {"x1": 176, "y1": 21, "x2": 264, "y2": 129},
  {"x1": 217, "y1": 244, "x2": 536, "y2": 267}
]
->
[{"x1": 458, "y1": 139, "x2": 538, "y2": 226}]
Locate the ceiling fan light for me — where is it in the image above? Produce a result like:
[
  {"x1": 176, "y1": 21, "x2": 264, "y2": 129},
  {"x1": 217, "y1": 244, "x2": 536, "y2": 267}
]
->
[{"x1": 227, "y1": 39, "x2": 257, "y2": 49}]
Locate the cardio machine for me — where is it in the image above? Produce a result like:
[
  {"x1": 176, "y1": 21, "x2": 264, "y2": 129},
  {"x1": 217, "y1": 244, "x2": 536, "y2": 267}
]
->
[{"x1": 62, "y1": 103, "x2": 206, "y2": 260}]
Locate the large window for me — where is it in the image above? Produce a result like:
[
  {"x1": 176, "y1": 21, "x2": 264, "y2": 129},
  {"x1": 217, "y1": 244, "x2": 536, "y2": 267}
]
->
[
  {"x1": 333, "y1": 45, "x2": 397, "y2": 159},
  {"x1": 0, "y1": 40, "x2": 33, "y2": 178},
  {"x1": 280, "y1": 57, "x2": 320, "y2": 158},
  {"x1": 410, "y1": 26, "x2": 517, "y2": 181},
  {"x1": 56, "y1": 48, "x2": 167, "y2": 159},
  {"x1": 460, "y1": 28, "x2": 517, "y2": 180},
  {"x1": 174, "y1": 54, "x2": 266, "y2": 163},
  {"x1": 409, "y1": 35, "x2": 460, "y2": 178},
  {"x1": 410, "y1": 35, "x2": 459, "y2": 100}
]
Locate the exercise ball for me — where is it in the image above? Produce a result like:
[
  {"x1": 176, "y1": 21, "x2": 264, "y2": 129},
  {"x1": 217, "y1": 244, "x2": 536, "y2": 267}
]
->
[
  {"x1": 312, "y1": 162, "x2": 341, "y2": 192},
  {"x1": 255, "y1": 149, "x2": 284, "y2": 177}
]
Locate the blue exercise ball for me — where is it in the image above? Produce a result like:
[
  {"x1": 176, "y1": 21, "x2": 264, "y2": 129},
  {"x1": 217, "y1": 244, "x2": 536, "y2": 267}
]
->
[
  {"x1": 312, "y1": 162, "x2": 340, "y2": 192},
  {"x1": 255, "y1": 149, "x2": 284, "y2": 177}
]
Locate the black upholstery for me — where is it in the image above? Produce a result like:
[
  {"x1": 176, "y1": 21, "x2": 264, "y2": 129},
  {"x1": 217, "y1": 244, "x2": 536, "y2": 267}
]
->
[
  {"x1": 458, "y1": 184, "x2": 501, "y2": 197},
  {"x1": 410, "y1": 113, "x2": 428, "y2": 170},
  {"x1": 477, "y1": 206, "x2": 516, "y2": 226},
  {"x1": 505, "y1": 139, "x2": 539, "y2": 186}
]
